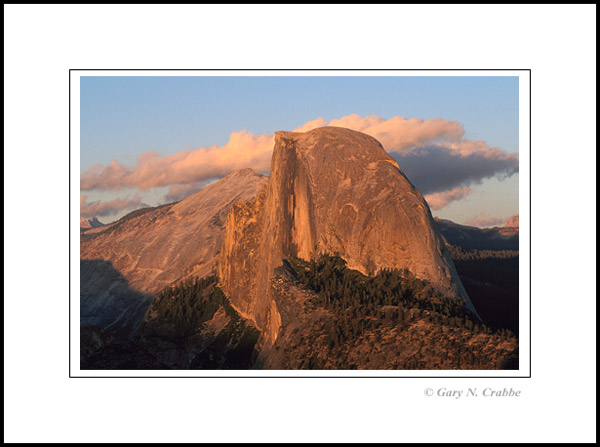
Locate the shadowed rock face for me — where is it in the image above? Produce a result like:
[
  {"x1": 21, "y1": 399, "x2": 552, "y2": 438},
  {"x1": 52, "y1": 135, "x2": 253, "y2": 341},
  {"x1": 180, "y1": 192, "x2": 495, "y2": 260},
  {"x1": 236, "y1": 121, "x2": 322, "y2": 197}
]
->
[
  {"x1": 80, "y1": 169, "x2": 267, "y2": 333},
  {"x1": 80, "y1": 259, "x2": 153, "y2": 335},
  {"x1": 218, "y1": 127, "x2": 477, "y2": 341}
]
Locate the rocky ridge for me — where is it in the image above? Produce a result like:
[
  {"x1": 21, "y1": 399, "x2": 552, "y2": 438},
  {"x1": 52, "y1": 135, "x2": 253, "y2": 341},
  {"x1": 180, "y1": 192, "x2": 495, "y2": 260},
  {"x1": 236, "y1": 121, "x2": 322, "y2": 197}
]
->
[{"x1": 80, "y1": 168, "x2": 267, "y2": 332}]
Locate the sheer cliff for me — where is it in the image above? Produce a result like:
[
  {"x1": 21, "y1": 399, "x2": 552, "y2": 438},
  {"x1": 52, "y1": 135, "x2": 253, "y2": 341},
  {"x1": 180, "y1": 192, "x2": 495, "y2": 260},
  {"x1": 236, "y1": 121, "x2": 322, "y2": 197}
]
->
[{"x1": 217, "y1": 127, "x2": 477, "y2": 344}]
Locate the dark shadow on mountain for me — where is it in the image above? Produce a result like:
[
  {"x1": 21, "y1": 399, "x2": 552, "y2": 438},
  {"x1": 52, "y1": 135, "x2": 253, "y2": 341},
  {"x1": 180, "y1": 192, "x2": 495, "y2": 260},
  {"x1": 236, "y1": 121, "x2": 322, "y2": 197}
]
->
[
  {"x1": 80, "y1": 274, "x2": 260, "y2": 370},
  {"x1": 432, "y1": 218, "x2": 519, "y2": 335},
  {"x1": 454, "y1": 256, "x2": 519, "y2": 335},
  {"x1": 80, "y1": 259, "x2": 154, "y2": 337}
]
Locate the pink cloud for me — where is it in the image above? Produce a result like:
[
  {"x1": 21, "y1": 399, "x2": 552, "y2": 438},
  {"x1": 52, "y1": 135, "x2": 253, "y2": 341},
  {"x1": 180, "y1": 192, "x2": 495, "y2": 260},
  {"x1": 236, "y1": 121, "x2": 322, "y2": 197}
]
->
[
  {"x1": 424, "y1": 187, "x2": 472, "y2": 210},
  {"x1": 81, "y1": 130, "x2": 274, "y2": 191},
  {"x1": 80, "y1": 195, "x2": 143, "y2": 218},
  {"x1": 292, "y1": 117, "x2": 327, "y2": 133},
  {"x1": 445, "y1": 140, "x2": 520, "y2": 161},
  {"x1": 80, "y1": 114, "x2": 517, "y2": 201},
  {"x1": 464, "y1": 213, "x2": 510, "y2": 228},
  {"x1": 295, "y1": 114, "x2": 465, "y2": 153}
]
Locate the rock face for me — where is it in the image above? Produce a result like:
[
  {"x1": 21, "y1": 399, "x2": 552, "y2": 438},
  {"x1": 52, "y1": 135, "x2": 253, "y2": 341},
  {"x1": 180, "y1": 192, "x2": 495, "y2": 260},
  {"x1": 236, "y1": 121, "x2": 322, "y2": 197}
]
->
[
  {"x1": 80, "y1": 168, "x2": 267, "y2": 332},
  {"x1": 217, "y1": 127, "x2": 477, "y2": 342}
]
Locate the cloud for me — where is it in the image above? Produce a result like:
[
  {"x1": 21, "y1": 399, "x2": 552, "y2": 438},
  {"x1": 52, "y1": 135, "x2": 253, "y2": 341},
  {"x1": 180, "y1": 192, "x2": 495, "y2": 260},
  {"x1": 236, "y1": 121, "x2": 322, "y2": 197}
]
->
[
  {"x1": 80, "y1": 114, "x2": 518, "y2": 211},
  {"x1": 464, "y1": 213, "x2": 510, "y2": 228},
  {"x1": 293, "y1": 117, "x2": 327, "y2": 133},
  {"x1": 294, "y1": 114, "x2": 517, "y2": 200},
  {"x1": 391, "y1": 143, "x2": 519, "y2": 195},
  {"x1": 331, "y1": 114, "x2": 466, "y2": 153},
  {"x1": 80, "y1": 195, "x2": 143, "y2": 218},
  {"x1": 81, "y1": 130, "x2": 274, "y2": 191},
  {"x1": 424, "y1": 187, "x2": 472, "y2": 210},
  {"x1": 294, "y1": 114, "x2": 466, "y2": 153}
]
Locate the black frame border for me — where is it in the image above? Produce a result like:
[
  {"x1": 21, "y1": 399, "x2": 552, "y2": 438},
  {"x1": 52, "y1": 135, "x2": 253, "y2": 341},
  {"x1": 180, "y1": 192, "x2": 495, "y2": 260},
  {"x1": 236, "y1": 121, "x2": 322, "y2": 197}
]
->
[{"x1": 69, "y1": 68, "x2": 532, "y2": 379}]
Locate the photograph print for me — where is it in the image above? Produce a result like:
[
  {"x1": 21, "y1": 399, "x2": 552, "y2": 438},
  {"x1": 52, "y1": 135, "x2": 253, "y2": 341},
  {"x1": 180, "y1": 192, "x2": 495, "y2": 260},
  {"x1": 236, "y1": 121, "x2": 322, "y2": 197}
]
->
[{"x1": 74, "y1": 71, "x2": 528, "y2": 375}]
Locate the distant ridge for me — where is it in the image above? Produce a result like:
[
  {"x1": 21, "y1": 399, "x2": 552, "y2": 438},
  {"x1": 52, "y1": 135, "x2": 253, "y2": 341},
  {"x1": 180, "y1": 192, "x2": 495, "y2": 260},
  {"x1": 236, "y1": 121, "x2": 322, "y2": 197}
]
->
[{"x1": 434, "y1": 217, "x2": 518, "y2": 251}]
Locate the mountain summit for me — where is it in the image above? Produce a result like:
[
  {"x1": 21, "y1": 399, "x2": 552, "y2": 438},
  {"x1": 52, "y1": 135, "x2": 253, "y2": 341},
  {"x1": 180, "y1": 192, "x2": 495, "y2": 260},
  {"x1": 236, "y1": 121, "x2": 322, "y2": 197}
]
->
[
  {"x1": 80, "y1": 217, "x2": 104, "y2": 232},
  {"x1": 504, "y1": 214, "x2": 519, "y2": 228},
  {"x1": 218, "y1": 126, "x2": 477, "y2": 343}
]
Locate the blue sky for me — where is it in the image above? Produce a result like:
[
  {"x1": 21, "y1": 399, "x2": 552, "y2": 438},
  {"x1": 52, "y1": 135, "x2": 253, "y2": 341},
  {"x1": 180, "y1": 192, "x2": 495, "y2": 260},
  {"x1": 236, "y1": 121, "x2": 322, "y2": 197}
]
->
[{"x1": 80, "y1": 75, "x2": 519, "y2": 225}]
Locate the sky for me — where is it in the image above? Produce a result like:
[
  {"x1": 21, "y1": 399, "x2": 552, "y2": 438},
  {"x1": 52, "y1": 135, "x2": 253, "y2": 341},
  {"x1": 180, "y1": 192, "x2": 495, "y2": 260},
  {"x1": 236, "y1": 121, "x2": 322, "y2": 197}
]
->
[{"x1": 80, "y1": 75, "x2": 519, "y2": 226}]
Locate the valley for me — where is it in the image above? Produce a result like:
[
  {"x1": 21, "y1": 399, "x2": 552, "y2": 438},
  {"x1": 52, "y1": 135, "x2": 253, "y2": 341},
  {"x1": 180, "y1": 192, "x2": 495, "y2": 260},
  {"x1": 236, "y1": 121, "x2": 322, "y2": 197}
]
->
[{"x1": 80, "y1": 127, "x2": 520, "y2": 370}]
